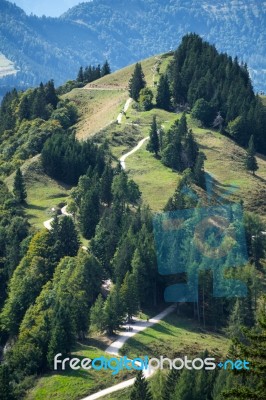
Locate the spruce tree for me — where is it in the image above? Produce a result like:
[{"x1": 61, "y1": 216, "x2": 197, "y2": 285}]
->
[
  {"x1": 129, "y1": 63, "x2": 146, "y2": 101},
  {"x1": 79, "y1": 187, "x2": 100, "y2": 239},
  {"x1": 77, "y1": 67, "x2": 84, "y2": 83},
  {"x1": 162, "y1": 368, "x2": 180, "y2": 400},
  {"x1": 245, "y1": 135, "x2": 258, "y2": 175},
  {"x1": 101, "y1": 60, "x2": 111, "y2": 77},
  {"x1": 13, "y1": 168, "x2": 27, "y2": 203},
  {"x1": 193, "y1": 152, "x2": 206, "y2": 188},
  {"x1": 147, "y1": 116, "x2": 159, "y2": 156},
  {"x1": 45, "y1": 80, "x2": 58, "y2": 108},
  {"x1": 156, "y1": 74, "x2": 171, "y2": 110},
  {"x1": 100, "y1": 163, "x2": 113, "y2": 206},
  {"x1": 223, "y1": 296, "x2": 266, "y2": 399},
  {"x1": 130, "y1": 371, "x2": 153, "y2": 400}
]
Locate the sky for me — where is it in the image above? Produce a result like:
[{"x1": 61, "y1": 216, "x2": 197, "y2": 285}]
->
[{"x1": 12, "y1": 0, "x2": 85, "y2": 17}]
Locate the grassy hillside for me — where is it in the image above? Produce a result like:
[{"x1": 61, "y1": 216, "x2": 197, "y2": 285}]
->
[
  {"x1": 65, "y1": 53, "x2": 173, "y2": 140},
  {"x1": 64, "y1": 52, "x2": 266, "y2": 216},
  {"x1": 25, "y1": 344, "x2": 134, "y2": 400},
  {"x1": 5, "y1": 156, "x2": 70, "y2": 229},
  {"x1": 120, "y1": 313, "x2": 229, "y2": 361}
]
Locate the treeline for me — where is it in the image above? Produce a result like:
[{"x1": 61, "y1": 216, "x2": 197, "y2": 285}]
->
[
  {"x1": 0, "y1": 180, "x2": 29, "y2": 314},
  {"x1": 57, "y1": 61, "x2": 111, "y2": 94},
  {"x1": 77, "y1": 60, "x2": 111, "y2": 84},
  {"x1": 0, "y1": 83, "x2": 78, "y2": 176},
  {"x1": 41, "y1": 133, "x2": 105, "y2": 185},
  {"x1": 130, "y1": 35, "x2": 266, "y2": 153},
  {"x1": 166, "y1": 34, "x2": 266, "y2": 152}
]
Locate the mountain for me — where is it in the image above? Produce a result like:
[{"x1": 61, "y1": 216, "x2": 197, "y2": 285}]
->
[{"x1": 0, "y1": 0, "x2": 265, "y2": 93}]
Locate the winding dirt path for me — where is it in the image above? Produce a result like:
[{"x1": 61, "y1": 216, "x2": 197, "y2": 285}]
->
[
  {"x1": 117, "y1": 97, "x2": 132, "y2": 124},
  {"x1": 119, "y1": 136, "x2": 149, "y2": 170},
  {"x1": 81, "y1": 305, "x2": 176, "y2": 400}
]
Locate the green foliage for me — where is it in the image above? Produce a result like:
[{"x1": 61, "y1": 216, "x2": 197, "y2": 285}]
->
[
  {"x1": 156, "y1": 74, "x2": 171, "y2": 111},
  {"x1": 129, "y1": 63, "x2": 146, "y2": 101},
  {"x1": 130, "y1": 371, "x2": 153, "y2": 400},
  {"x1": 191, "y1": 98, "x2": 215, "y2": 127},
  {"x1": 245, "y1": 135, "x2": 258, "y2": 175},
  {"x1": 222, "y1": 296, "x2": 266, "y2": 399},
  {"x1": 13, "y1": 168, "x2": 27, "y2": 203},
  {"x1": 120, "y1": 271, "x2": 139, "y2": 320},
  {"x1": 169, "y1": 34, "x2": 266, "y2": 152},
  {"x1": 139, "y1": 87, "x2": 154, "y2": 111},
  {"x1": 161, "y1": 114, "x2": 203, "y2": 181},
  {"x1": 42, "y1": 133, "x2": 105, "y2": 184},
  {"x1": 0, "y1": 365, "x2": 14, "y2": 400},
  {"x1": 79, "y1": 186, "x2": 100, "y2": 240},
  {"x1": 147, "y1": 116, "x2": 160, "y2": 156}
]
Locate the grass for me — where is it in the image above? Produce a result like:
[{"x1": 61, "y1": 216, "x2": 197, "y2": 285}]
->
[
  {"x1": 64, "y1": 53, "x2": 174, "y2": 140},
  {"x1": 65, "y1": 89, "x2": 128, "y2": 140},
  {"x1": 187, "y1": 116, "x2": 266, "y2": 217},
  {"x1": 5, "y1": 156, "x2": 70, "y2": 229},
  {"x1": 120, "y1": 313, "x2": 229, "y2": 361},
  {"x1": 25, "y1": 344, "x2": 134, "y2": 400},
  {"x1": 126, "y1": 146, "x2": 179, "y2": 211}
]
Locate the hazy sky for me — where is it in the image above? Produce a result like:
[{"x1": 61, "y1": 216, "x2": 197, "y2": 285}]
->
[{"x1": 13, "y1": 0, "x2": 85, "y2": 17}]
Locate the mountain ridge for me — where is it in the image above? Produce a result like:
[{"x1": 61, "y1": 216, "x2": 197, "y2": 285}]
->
[{"x1": 0, "y1": 0, "x2": 265, "y2": 93}]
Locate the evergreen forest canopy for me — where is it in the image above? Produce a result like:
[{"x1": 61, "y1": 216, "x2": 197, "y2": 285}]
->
[{"x1": 0, "y1": 0, "x2": 266, "y2": 94}]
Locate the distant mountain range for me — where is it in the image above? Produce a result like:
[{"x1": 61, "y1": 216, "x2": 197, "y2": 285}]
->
[{"x1": 0, "y1": 0, "x2": 265, "y2": 93}]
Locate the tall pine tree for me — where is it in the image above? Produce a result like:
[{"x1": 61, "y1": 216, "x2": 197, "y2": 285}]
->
[
  {"x1": 245, "y1": 135, "x2": 258, "y2": 175},
  {"x1": 147, "y1": 116, "x2": 160, "y2": 156},
  {"x1": 129, "y1": 63, "x2": 146, "y2": 101},
  {"x1": 13, "y1": 168, "x2": 27, "y2": 203}
]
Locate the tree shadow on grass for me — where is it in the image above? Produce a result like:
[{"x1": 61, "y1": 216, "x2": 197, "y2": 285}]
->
[{"x1": 25, "y1": 203, "x2": 46, "y2": 211}]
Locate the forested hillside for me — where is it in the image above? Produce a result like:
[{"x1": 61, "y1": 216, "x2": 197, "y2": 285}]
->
[
  {"x1": 0, "y1": 0, "x2": 265, "y2": 94},
  {"x1": 0, "y1": 35, "x2": 266, "y2": 400}
]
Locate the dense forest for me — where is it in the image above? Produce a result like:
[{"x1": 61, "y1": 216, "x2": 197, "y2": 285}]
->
[{"x1": 0, "y1": 0, "x2": 265, "y2": 92}]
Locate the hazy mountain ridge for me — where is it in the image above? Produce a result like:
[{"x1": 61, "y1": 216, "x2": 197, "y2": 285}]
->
[{"x1": 0, "y1": 0, "x2": 265, "y2": 92}]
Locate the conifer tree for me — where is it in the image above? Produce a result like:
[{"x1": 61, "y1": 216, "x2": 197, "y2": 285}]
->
[
  {"x1": 156, "y1": 74, "x2": 171, "y2": 110},
  {"x1": 77, "y1": 67, "x2": 84, "y2": 83},
  {"x1": 223, "y1": 296, "x2": 266, "y2": 399},
  {"x1": 0, "y1": 365, "x2": 13, "y2": 400},
  {"x1": 18, "y1": 95, "x2": 30, "y2": 120},
  {"x1": 79, "y1": 187, "x2": 100, "y2": 239},
  {"x1": 130, "y1": 371, "x2": 153, "y2": 400},
  {"x1": 45, "y1": 80, "x2": 58, "y2": 108},
  {"x1": 162, "y1": 368, "x2": 180, "y2": 400},
  {"x1": 147, "y1": 116, "x2": 159, "y2": 156},
  {"x1": 120, "y1": 271, "x2": 139, "y2": 320},
  {"x1": 193, "y1": 152, "x2": 206, "y2": 188},
  {"x1": 100, "y1": 163, "x2": 113, "y2": 206},
  {"x1": 13, "y1": 168, "x2": 27, "y2": 203},
  {"x1": 129, "y1": 63, "x2": 146, "y2": 101},
  {"x1": 101, "y1": 60, "x2": 111, "y2": 77},
  {"x1": 245, "y1": 135, "x2": 258, "y2": 175}
]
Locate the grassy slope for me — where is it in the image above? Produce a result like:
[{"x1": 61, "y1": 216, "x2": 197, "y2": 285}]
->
[
  {"x1": 5, "y1": 156, "x2": 70, "y2": 229},
  {"x1": 26, "y1": 344, "x2": 134, "y2": 400},
  {"x1": 64, "y1": 53, "x2": 173, "y2": 140},
  {"x1": 120, "y1": 313, "x2": 228, "y2": 361}
]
